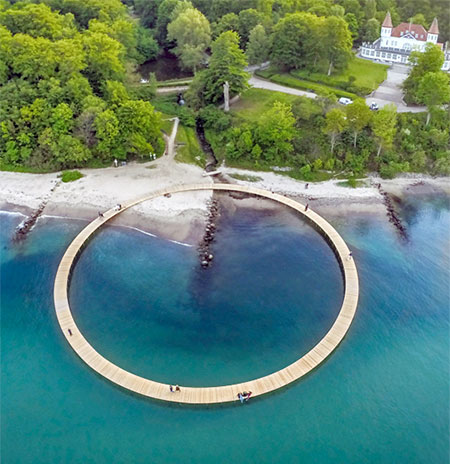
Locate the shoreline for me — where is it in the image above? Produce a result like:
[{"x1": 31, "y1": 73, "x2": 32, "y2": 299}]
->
[{"x1": 1, "y1": 164, "x2": 448, "y2": 244}]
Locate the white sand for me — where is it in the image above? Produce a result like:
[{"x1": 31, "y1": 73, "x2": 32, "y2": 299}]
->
[
  {"x1": 1, "y1": 157, "x2": 448, "y2": 241},
  {"x1": 1, "y1": 154, "x2": 213, "y2": 243}
]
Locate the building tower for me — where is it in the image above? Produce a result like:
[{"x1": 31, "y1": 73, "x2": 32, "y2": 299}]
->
[
  {"x1": 381, "y1": 11, "x2": 393, "y2": 38},
  {"x1": 427, "y1": 18, "x2": 439, "y2": 44}
]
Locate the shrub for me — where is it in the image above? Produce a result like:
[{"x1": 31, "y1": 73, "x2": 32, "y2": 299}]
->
[{"x1": 61, "y1": 170, "x2": 83, "y2": 182}]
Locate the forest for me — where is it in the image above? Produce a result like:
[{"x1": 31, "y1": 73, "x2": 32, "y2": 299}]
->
[{"x1": 1, "y1": 0, "x2": 449, "y2": 177}]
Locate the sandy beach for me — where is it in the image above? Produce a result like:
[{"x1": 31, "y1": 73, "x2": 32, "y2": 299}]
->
[{"x1": 1, "y1": 159, "x2": 449, "y2": 243}]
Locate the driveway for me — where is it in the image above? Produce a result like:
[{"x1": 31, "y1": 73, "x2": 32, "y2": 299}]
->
[
  {"x1": 365, "y1": 64, "x2": 425, "y2": 113},
  {"x1": 248, "y1": 76, "x2": 317, "y2": 99}
]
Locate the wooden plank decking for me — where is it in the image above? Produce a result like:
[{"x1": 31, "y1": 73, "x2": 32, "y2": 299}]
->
[{"x1": 53, "y1": 184, "x2": 359, "y2": 404}]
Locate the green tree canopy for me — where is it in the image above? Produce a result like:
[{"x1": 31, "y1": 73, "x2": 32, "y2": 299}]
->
[
  {"x1": 167, "y1": 7, "x2": 211, "y2": 71},
  {"x1": 202, "y1": 30, "x2": 249, "y2": 104},
  {"x1": 256, "y1": 101, "x2": 296, "y2": 163},
  {"x1": 371, "y1": 104, "x2": 397, "y2": 156},
  {"x1": 246, "y1": 24, "x2": 271, "y2": 65},
  {"x1": 404, "y1": 44, "x2": 445, "y2": 103},
  {"x1": 417, "y1": 72, "x2": 450, "y2": 125},
  {"x1": 324, "y1": 107, "x2": 347, "y2": 153},
  {"x1": 321, "y1": 15, "x2": 352, "y2": 75},
  {"x1": 346, "y1": 99, "x2": 372, "y2": 147},
  {"x1": 270, "y1": 12, "x2": 321, "y2": 70}
]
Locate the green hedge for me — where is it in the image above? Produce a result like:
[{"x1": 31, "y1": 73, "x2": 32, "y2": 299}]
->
[
  {"x1": 255, "y1": 71, "x2": 357, "y2": 99},
  {"x1": 291, "y1": 69, "x2": 371, "y2": 96}
]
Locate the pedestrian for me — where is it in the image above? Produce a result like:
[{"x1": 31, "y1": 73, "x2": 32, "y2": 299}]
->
[
  {"x1": 68, "y1": 329, "x2": 72, "y2": 336},
  {"x1": 98, "y1": 211, "x2": 104, "y2": 218},
  {"x1": 114, "y1": 158, "x2": 118, "y2": 168},
  {"x1": 305, "y1": 203, "x2": 309, "y2": 212},
  {"x1": 175, "y1": 385, "x2": 181, "y2": 392},
  {"x1": 169, "y1": 385, "x2": 174, "y2": 392},
  {"x1": 348, "y1": 251, "x2": 353, "y2": 260},
  {"x1": 305, "y1": 183, "x2": 309, "y2": 190},
  {"x1": 115, "y1": 204, "x2": 122, "y2": 211}
]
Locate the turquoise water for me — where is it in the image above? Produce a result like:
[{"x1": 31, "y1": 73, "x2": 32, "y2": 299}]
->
[{"x1": 1, "y1": 196, "x2": 449, "y2": 463}]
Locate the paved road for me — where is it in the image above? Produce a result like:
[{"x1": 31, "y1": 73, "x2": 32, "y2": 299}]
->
[
  {"x1": 156, "y1": 85, "x2": 189, "y2": 94},
  {"x1": 154, "y1": 71, "x2": 426, "y2": 113},
  {"x1": 365, "y1": 64, "x2": 426, "y2": 113},
  {"x1": 249, "y1": 76, "x2": 317, "y2": 99}
]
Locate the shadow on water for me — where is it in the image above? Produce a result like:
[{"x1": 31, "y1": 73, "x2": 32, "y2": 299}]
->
[{"x1": 139, "y1": 51, "x2": 193, "y2": 81}]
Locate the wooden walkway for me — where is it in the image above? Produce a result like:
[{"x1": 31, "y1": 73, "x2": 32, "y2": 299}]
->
[{"x1": 53, "y1": 184, "x2": 359, "y2": 404}]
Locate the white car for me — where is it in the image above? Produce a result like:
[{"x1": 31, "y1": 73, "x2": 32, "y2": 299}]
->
[{"x1": 338, "y1": 97, "x2": 353, "y2": 105}]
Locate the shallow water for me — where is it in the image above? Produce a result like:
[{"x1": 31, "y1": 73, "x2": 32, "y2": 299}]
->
[{"x1": 1, "y1": 196, "x2": 449, "y2": 463}]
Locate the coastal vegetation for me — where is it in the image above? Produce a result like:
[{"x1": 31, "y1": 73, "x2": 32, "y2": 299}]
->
[
  {"x1": 0, "y1": 0, "x2": 163, "y2": 170},
  {"x1": 204, "y1": 88, "x2": 450, "y2": 178},
  {"x1": 1, "y1": 0, "x2": 449, "y2": 179},
  {"x1": 61, "y1": 170, "x2": 83, "y2": 182}
]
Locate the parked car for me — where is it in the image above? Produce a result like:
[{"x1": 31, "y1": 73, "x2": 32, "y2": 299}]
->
[
  {"x1": 339, "y1": 97, "x2": 353, "y2": 105},
  {"x1": 369, "y1": 102, "x2": 379, "y2": 111}
]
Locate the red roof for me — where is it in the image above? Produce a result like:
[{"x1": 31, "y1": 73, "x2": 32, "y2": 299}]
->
[
  {"x1": 428, "y1": 18, "x2": 439, "y2": 34},
  {"x1": 382, "y1": 12, "x2": 393, "y2": 28},
  {"x1": 391, "y1": 23, "x2": 428, "y2": 41}
]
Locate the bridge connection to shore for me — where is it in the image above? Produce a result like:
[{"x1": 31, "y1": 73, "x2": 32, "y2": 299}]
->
[{"x1": 53, "y1": 184, "x2": 359, "y2": 404}]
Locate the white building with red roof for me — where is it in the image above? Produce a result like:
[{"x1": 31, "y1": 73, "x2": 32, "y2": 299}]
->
[{"x1": 360, "y1": 12, "x2": 449, "y2": 71}]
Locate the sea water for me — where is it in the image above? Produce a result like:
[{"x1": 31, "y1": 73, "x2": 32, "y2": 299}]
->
[{"x1": 1, "y1": 196, "x2": 449, "y2": 463}]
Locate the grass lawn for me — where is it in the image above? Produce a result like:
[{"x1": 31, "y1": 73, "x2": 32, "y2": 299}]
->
[
  {"x1": 290, "y1": 57, "x2": 388, "y2": 94},
  {"x1": 258, "y1": 57, "x2": 388, "y2": 97},
  {"x1": 160, "y1": 112, "x2": 175, "y2": 134},
  {"x1": 265, "y1": 73, "x2": 357, "y2": 99},
  {"x1": 337, "y1": 57, "x2": 388, "y2": 89},
  {"x1": 175, "y1": 125, "x2": 205, "y2": 167},
  {"x1": 231, "y1": 88, "x2": 300, "y2": 122}
]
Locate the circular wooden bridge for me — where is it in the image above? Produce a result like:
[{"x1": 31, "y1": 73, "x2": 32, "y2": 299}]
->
[{"x1": 53, "y1": 183, "x2": 359, "y2": 404}]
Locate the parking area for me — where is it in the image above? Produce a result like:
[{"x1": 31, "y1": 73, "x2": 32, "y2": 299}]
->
[{"x1": 365, "y1": 64, "x2": 425, "y2": 113}]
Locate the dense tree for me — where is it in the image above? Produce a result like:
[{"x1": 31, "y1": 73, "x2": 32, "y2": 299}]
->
[
  {"x1": 246, "y1": 24, "x2": 271, "y2": 65},
  {"x1": 167, "y1": 7, "x2": 211, "y2": 71},
  {"x1": 371, "y1": 104, "x2": 397, "y2": 156},
  {"x1": 363, "y1": 18, "x2": 380, "y2": 42},
  {"x1": 346, "y1": 99, "x2": 372, "y2": 147},
  {"x1": 202, "y1": 31, "x2": 249, "y2": 104},
  {"x1": 0, "y1": 0, "x2": 163, "y2": 169},
  {"x1": 0, "y1": 3, "x2": 76, "y2": 39},
  {"x1": 136, "y1": 26, "x2": 160, "y2": 62},
  {"x1": 403, "y1": 44, "x2": 445, "y2": 103},
  {"x1": 238, "y1": 8, "x2": 266, "y2": 46},
  {"x1": 324, "y1": 107, "x2": 347, "y2": 153},
  {"x1": 133, "y1": 0, "x2": 164, "y2": 28},
  {"x1": 417, "y1": 72, "x2": 450, "y2": 125},
  {"x1": 364, "y1": 0, "x2": 376, "y2": 19},
  {"x1": 155, "y1": 0, "x2": 183, "y2": 45},
  {"x1": 256, "y1": 101, "x2": 296, "y2": 162},
  {"x1": 82, "y1": 32, "x2": 126, "y2": 89},
  {"x1": 212, "y1": 12, "x2": 239, "y2": 38},
  {"x1": 344, "y1": 12, "x2": 359, "y2": 40},
  {"x1": 270, "y1": 12, "x2": 321, "y2": 70},
  {"x1": 321, "y1": 16, "x2": 352, "y2": 75}
]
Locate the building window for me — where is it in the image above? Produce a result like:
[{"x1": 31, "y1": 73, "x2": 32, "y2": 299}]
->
[
  {"x1": 392, "y1": 54, "x2": 397, "y2": 59},
  {"x1": 376, "y1": 51, "x2": 380, "y2": 57},
  {"x1": 386, "y1": 53, "x2": 391, "y2": 59},
  {"x1": 381, "y1": 52, "x2": 386, "y2": 58},
  {"x1": 371, "y1": 50, "x2": 375, "y2": 56}
]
